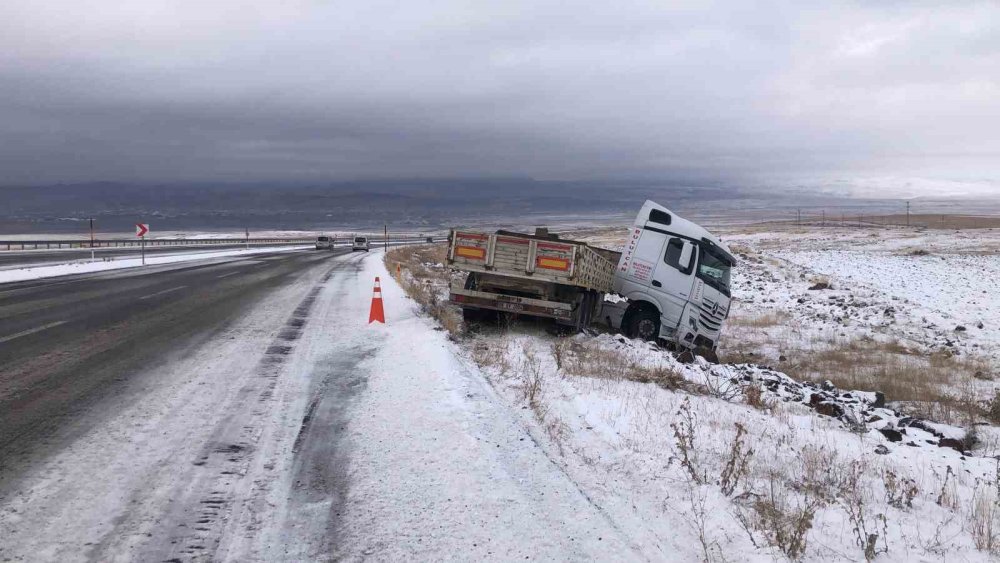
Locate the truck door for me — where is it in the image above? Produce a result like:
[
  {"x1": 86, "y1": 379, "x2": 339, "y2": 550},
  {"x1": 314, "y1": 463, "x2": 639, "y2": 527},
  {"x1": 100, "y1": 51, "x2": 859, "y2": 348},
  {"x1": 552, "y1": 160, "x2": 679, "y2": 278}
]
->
[
  {"x1": 622, "y1": 228, "x2": 666, "y2": 286},
  {"x1": 649, "y1": 237, "x2": 697, "y2": 330}
]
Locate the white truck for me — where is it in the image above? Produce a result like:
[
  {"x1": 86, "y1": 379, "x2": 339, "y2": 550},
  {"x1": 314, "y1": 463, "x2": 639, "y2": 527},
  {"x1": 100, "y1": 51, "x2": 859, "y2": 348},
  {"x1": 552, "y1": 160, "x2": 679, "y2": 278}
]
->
[{"x1": 447, "y1": 200, "x2": 735, "y2": 352}]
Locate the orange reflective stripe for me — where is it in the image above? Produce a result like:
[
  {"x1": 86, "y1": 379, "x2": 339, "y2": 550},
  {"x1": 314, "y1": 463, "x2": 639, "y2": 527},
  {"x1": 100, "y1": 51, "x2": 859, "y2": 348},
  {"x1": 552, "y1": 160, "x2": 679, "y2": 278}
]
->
[
  {"x1": 455, "y1": 246, "x2": 486, "y2": 259},
  {"x1": 536, "y1": 257, "x2": 570, "y2": 271}
]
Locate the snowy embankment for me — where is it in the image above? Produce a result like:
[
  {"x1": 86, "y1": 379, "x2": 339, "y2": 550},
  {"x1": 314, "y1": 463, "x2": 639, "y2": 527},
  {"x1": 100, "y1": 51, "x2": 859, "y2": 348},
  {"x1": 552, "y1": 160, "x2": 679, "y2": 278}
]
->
[
  {"x1": 323, "y1": 255, "x2": 642, "y2": 560},
  {"x1": 388, "y1": 234, "x2": 1000, "y2": 562},
  {"x1": 0, "y1": 245, "x2": 310, "y2": 283}
]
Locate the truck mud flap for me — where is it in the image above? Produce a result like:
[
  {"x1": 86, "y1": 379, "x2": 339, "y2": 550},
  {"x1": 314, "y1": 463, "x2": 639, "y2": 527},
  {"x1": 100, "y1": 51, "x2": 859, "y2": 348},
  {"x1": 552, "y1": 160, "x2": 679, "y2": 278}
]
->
[{"x1": 449, "y1": 288, "x2": 573, "y2": 321}]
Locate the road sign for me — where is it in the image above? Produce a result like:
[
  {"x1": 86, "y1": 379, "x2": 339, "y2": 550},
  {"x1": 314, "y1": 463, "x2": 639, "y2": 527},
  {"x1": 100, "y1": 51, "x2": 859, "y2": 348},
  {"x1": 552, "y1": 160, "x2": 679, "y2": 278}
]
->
[{"x1": 135, "y1": 223, "x2": 149, "y2": 265}]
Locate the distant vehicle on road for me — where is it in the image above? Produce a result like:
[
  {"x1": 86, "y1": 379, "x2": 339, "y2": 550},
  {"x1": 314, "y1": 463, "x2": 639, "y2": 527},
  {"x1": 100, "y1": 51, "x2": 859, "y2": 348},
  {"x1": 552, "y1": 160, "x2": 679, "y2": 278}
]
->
[
  {"x1": 426, "y1": 236, "x2": 435, "y2": 243},
  {"x1": 315, "y1": 235, "x2": 334, "y2": 250},
  {"x1": 352, "y1": 236, "x2": 370, "y2": 252},
  {"x1": 447, "y1": 200, "x2": 734, "y2": 355}
]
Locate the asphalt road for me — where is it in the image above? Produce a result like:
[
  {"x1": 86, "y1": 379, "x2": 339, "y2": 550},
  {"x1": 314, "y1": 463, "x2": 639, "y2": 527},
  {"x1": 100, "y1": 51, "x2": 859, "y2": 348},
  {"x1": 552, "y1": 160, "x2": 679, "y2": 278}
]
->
[
  {"x1": 0, "y1": 242, "x2": 311, "y2": 268},
  {"x1": 0, "y1": 248, "x2": 345, "y2": 490}
]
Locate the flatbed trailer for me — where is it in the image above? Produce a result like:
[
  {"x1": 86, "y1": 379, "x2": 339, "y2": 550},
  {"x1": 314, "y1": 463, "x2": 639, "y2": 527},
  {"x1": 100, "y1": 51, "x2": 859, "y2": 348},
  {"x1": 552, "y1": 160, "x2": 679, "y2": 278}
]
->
[{"x1": 447, "y1": 228, "x2": 619, "y2": 328}]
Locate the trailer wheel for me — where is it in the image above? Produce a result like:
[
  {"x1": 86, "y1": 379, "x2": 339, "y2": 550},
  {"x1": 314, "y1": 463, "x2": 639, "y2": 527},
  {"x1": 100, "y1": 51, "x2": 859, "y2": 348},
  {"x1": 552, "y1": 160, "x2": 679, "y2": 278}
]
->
[
  {"x1": 461, "y1": 273, "x2": 488, "y2": 324},
  {"x1": 625, "y1": 308, "x2": 660, "y2": 341},
  {"x1": 463, "y1": 307, "x2": 484, "y2": 323}
]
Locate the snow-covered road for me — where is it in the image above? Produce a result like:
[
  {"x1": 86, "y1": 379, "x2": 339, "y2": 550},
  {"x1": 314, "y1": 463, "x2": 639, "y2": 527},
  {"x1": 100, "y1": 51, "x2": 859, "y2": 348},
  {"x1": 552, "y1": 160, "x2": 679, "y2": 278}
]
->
[{"x1": 0, "y1": 251, "x2": 637, "y2": 561}]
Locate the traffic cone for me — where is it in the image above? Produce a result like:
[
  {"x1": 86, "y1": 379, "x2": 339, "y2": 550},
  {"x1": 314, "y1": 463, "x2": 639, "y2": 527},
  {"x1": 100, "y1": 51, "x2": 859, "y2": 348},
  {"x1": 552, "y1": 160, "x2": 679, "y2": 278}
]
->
[
  {"x1": 368, "y1": 276, "x2": 385, "y2": 324},
  {"x1": 396, "y1": 263, "x2": 401, "y2": 277}
]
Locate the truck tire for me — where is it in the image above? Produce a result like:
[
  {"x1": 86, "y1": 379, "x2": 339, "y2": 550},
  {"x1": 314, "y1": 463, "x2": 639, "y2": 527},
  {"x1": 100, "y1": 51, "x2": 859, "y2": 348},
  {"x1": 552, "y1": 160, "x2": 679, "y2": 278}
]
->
[
  {"x1": 463, "y1": 307, "x2": 483, "y2": 323},
  {"x1": 461, "y1": 272, "x2": 488, "y2": 324},
  {"x1": 574, "y1": 290, "x2": 599, "y2": 331},
  {"x1": 624, "y1": 308, "x2": 660, "y2": 341}
]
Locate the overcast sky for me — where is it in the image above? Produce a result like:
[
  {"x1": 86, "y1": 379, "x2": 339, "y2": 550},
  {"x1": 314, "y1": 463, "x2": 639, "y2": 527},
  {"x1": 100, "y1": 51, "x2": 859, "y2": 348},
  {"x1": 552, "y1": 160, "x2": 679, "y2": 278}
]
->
[{"x1": 2, "y1": 1, "x2": 998, "y2": 195}]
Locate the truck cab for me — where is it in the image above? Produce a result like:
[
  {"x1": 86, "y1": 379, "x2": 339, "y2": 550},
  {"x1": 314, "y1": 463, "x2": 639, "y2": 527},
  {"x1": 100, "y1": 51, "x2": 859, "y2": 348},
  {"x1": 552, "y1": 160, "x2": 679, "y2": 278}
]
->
[{"x1": 612, "y1": 201, "x2": 734, "y2": 351}]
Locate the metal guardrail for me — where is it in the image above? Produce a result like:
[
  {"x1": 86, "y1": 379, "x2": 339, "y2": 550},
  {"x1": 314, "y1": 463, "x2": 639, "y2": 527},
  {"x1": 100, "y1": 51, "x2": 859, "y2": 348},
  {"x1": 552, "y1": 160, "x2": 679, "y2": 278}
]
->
[{"x1": 0, "y1": 236, "x2": 447, "y2": 251}]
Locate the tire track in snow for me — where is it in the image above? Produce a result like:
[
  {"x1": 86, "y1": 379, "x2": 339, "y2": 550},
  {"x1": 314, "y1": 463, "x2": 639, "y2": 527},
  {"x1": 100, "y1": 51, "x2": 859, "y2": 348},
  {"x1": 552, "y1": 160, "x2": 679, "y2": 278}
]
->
[{"x1": 119, "y1": 259, "x2": 353, "y2": 563}]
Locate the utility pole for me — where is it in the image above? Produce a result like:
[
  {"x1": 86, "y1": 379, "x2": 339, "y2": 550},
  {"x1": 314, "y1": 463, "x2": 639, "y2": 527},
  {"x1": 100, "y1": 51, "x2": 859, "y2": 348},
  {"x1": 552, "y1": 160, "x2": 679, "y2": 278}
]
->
[
  {"x1": 89, "y1": 217, "x2": 95, "y2": 261},
  {"x1": 384, "y1": 224, "x2": 388, "y2": 252},
  {"x1": 245, "y1": 226, "x2": 249, "y2": 251},
  {"x1": 822, "y1": 210, "x2": 825, "y2": 227},
  {"x1": 906, "y1": 201, "x2": 910, "y2": 227}
]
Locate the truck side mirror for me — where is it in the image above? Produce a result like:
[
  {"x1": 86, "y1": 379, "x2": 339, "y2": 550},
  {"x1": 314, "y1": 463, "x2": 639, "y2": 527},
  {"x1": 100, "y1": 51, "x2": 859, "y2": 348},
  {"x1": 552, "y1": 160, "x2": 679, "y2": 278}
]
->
[{"x1": 679, "y1": 242, "x2": 694, "y2": 271}]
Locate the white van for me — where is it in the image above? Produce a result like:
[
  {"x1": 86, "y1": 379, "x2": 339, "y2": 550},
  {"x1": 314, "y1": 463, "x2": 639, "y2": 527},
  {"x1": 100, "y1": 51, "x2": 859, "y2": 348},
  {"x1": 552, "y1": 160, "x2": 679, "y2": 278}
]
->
[
  {"x1": 352, "y1": 236, "x2": 370, "y2": 252},
  {"x1": 315, "y1": 235, "x2": 333, "y2": 250}
]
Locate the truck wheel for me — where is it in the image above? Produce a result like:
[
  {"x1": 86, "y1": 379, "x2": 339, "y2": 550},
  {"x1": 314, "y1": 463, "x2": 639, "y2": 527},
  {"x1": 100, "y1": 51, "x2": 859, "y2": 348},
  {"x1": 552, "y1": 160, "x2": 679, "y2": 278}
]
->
[
  {"x1": 463, "y1": 307, "x2": 484, "y2": 323},
  {"x1": 625, "y1": 309, "x2": 660, "y2": 341}
]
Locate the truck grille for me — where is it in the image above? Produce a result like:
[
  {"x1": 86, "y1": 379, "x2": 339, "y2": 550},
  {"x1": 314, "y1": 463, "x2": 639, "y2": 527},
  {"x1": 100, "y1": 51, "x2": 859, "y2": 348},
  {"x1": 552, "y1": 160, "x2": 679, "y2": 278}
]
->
[{"x1": 698, "y1": 297, "x2": 726, "y2": 332}]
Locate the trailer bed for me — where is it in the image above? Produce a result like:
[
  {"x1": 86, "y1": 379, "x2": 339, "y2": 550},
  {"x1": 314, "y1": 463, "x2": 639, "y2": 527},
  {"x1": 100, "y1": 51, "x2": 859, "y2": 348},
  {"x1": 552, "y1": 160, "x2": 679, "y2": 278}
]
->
[{"x1": 447, "y1": 229, "x2": 617, "y2": 292}]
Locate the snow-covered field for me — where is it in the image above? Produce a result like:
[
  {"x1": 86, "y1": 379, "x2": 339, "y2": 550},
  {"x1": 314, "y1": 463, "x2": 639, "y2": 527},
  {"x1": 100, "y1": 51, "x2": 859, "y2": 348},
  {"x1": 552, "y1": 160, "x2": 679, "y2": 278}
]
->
[{"x1": 389, "y1": 225, "x2": 1000, "y2": 561}]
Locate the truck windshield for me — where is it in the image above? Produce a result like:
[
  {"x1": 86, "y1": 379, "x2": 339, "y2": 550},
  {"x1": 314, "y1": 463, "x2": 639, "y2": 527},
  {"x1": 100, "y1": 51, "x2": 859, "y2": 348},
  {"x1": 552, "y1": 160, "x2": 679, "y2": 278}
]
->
[
  {"x1": 318, "y1": 237, "x2": 329, "y2": 241},
  {"x1": 696, "y1": 244, "x2": 732, "y2": 296}
]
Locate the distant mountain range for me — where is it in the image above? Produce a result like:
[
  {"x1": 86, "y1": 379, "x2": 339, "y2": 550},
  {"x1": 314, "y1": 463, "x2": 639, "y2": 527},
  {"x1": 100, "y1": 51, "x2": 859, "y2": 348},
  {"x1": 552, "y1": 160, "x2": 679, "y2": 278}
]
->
[
  {"x1": 0, "y1": 179, "x2": 736, "y2": 233},
  {"x1": 0, "y1": 178, "x2": 965, "y2": 234}
]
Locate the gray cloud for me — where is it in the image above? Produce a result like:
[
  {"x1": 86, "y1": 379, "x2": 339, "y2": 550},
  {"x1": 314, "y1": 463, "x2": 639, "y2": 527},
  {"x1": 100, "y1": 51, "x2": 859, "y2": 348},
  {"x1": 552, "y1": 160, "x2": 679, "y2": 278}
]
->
[{"x1": 1, "y1": 1, "x2": 998, "y2": 193}]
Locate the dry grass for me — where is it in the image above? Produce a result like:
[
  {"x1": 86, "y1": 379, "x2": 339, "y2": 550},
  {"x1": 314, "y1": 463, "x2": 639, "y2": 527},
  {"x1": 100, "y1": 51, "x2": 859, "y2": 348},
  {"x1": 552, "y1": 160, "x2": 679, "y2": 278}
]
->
[
  {"x1": 969, "y1": 483, "x2": 1000, "y2": 556},
  {"x1": 471, "y1": 338, "x2": 510, "y2": 373},
  {"x1": 777, "y1": 339, "x2": 992, "y2": 424},
  {"x1": 558, "y1": 339, "x2": 701, "y2": 393},
  {"x1": 723, "y1": 325, "x2": 993, "y2": 425},
  {"x1": 384, "y1": 244, "x2": 463, "y2": 335},
  {"x1": 727, "y1": 311, "x2": 791, "y2": 329},
  {"x1": 734, "y1": 470, "x2": 822, "y2": 561},
  {"x1": 743, "y1": 383, "x2": 773, "y2": 411}
]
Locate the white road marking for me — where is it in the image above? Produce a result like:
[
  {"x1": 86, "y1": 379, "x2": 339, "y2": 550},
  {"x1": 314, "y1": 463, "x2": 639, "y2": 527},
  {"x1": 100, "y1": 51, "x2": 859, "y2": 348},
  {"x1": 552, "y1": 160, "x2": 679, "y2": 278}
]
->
[
  {"x1": 139, "y1": 285, "x2": 188, "y2": 300},
  {"x1": 215, "y1": 271, "x2": 240, "y2": 279},
  {"x1": 0, "y1": 320, "x2": 68, "y2": 344}
]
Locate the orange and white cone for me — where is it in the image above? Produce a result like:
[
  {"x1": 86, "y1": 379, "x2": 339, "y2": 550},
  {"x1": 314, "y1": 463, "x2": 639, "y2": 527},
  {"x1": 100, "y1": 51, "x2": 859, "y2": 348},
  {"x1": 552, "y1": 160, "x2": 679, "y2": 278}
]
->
[{"x1": 368, "y1": 276, "x2": 386, "y2": 324}]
